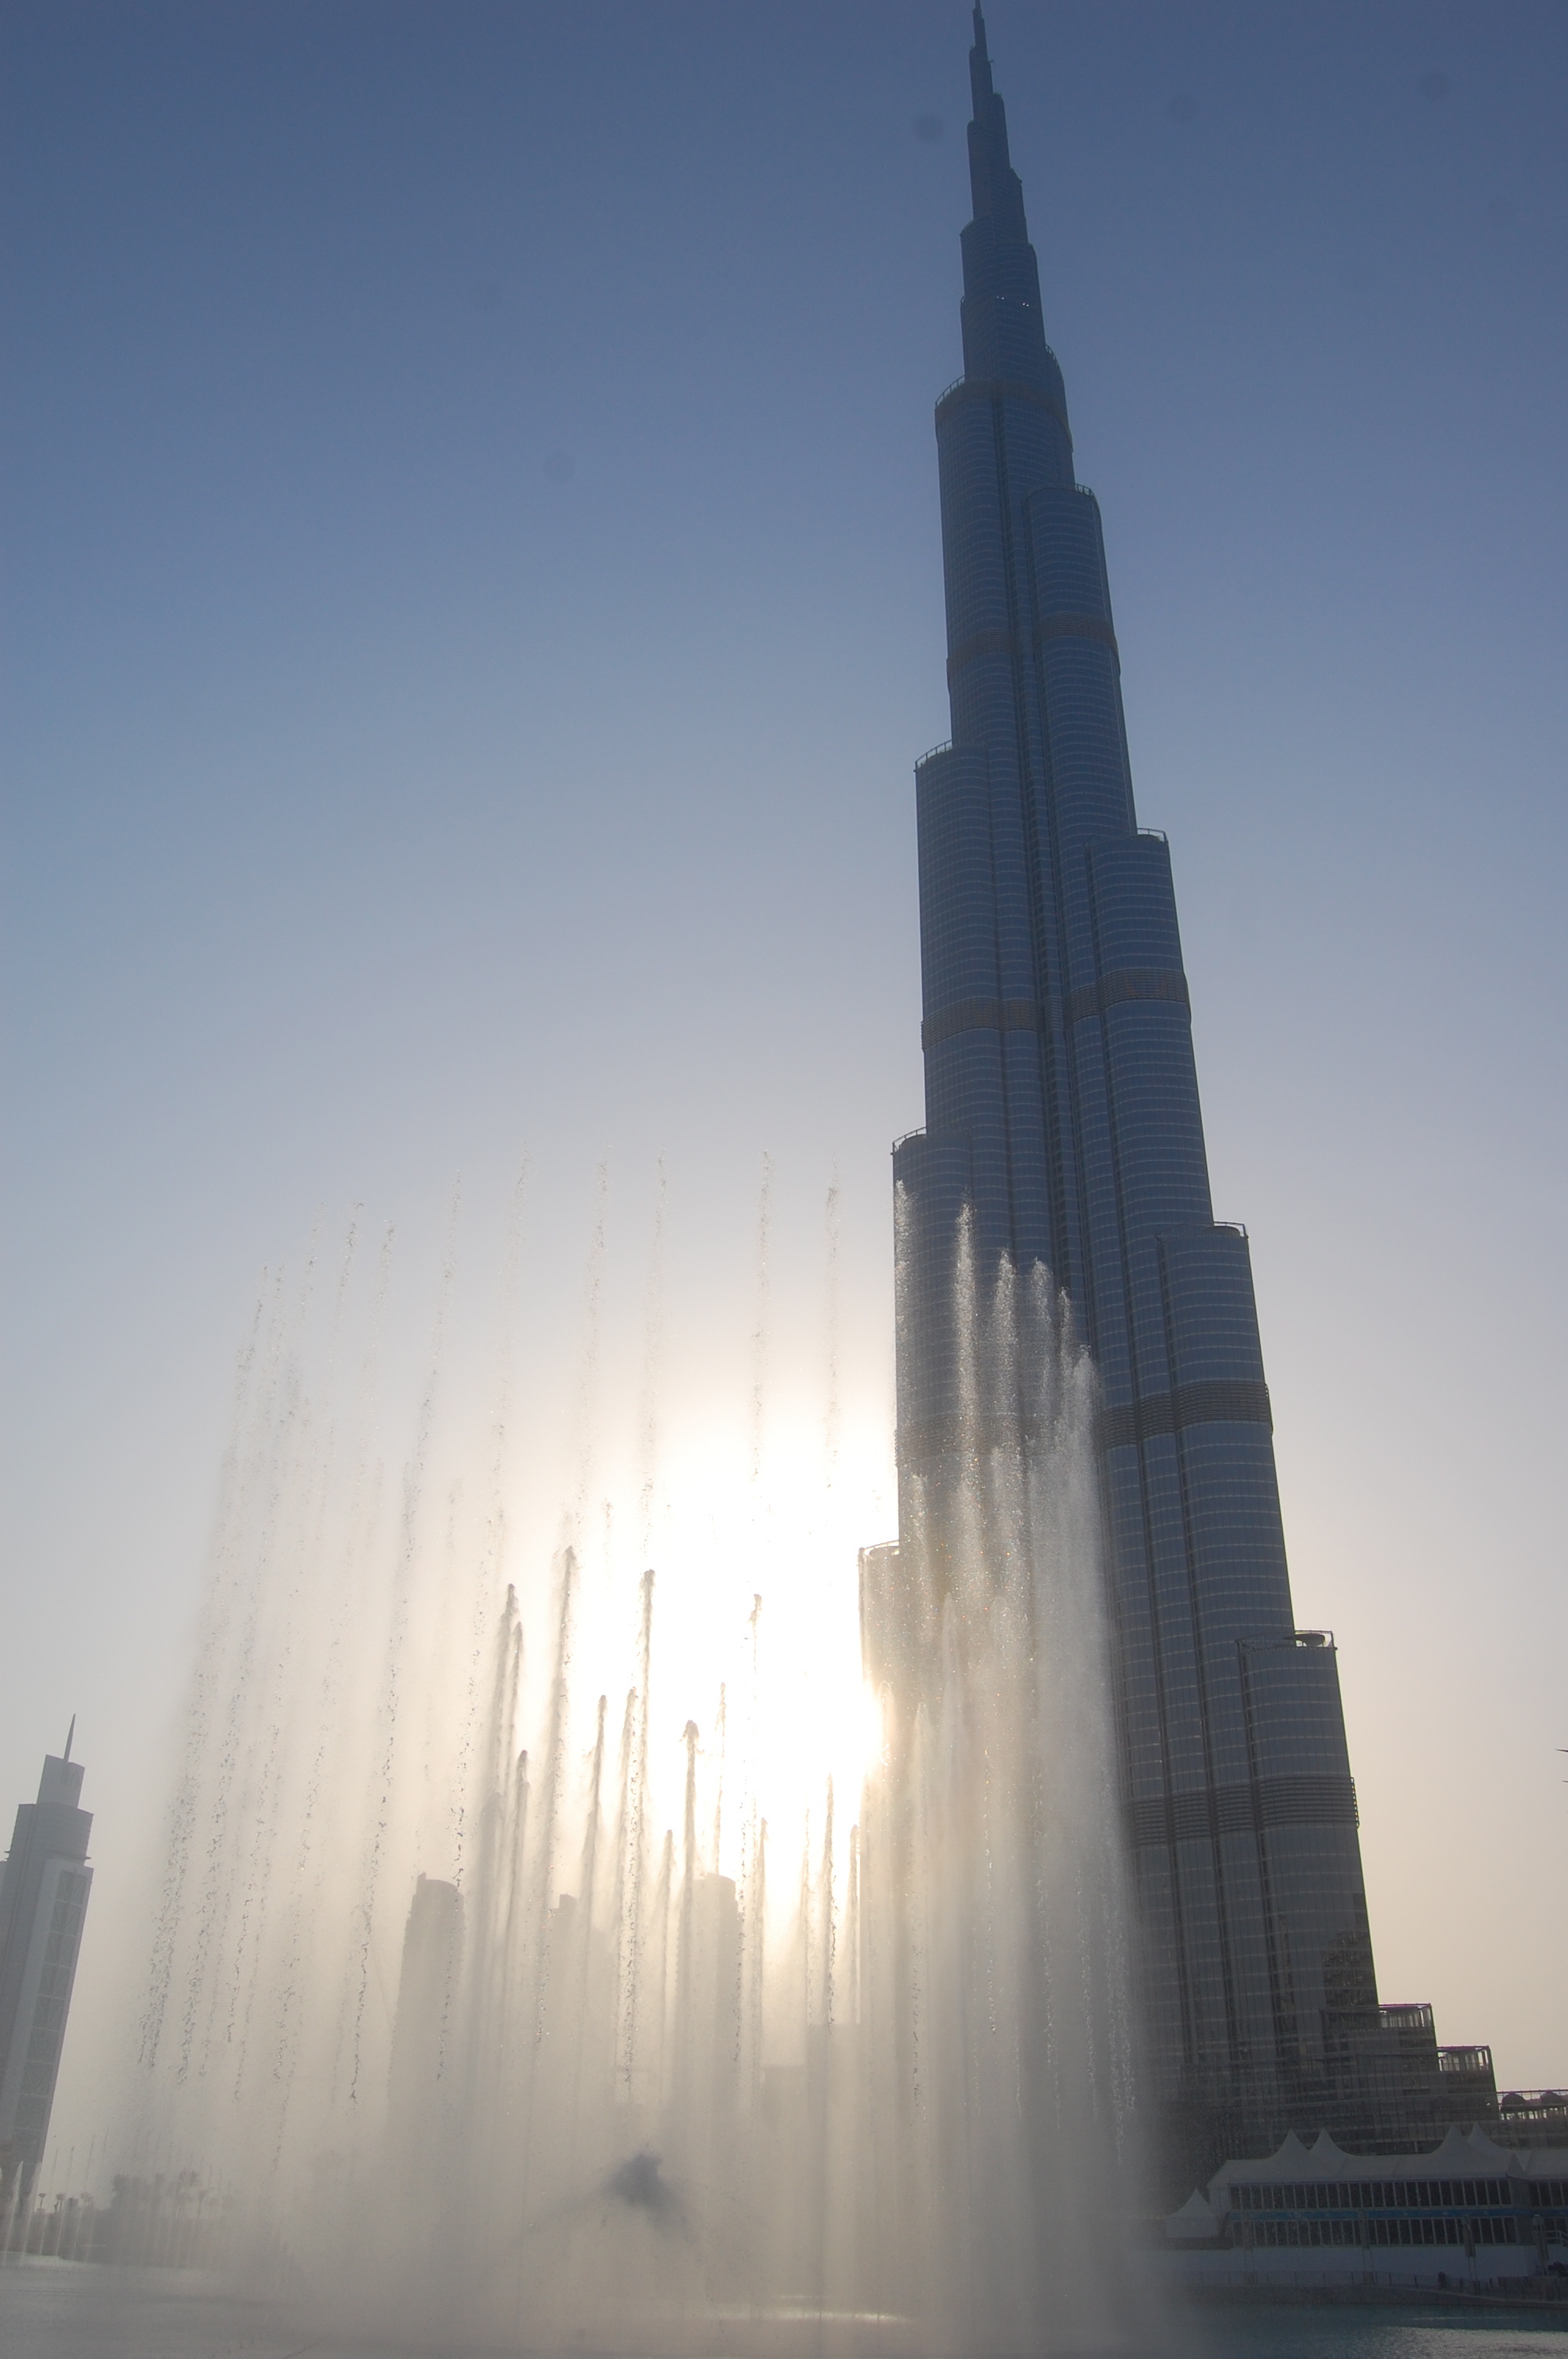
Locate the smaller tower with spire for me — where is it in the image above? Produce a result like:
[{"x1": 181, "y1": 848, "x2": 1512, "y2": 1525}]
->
[{"x1": 0, "y1": 1736, "x2": 93, "y2": 2190}]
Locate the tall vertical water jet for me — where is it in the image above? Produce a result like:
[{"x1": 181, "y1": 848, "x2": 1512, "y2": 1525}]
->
[{"x1": 863, "y1": 1224, "x2": 1141, "y2": 2352}]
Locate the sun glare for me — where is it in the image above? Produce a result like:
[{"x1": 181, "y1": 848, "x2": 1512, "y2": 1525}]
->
[{"x1": 506, "y1": 1399, "x2": 892, "y2": 1891}]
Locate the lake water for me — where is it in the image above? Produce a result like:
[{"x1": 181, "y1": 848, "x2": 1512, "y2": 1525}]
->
[
  {"x1": 2, "y1": 2261, "x2": 1566, "y2": 2359},
  {"x1": 1197, "y1": 2301, "x2": 1568, "y2": 2358}
]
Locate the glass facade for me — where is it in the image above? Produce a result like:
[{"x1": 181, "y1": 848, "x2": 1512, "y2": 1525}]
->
[
  {"x1": 887, "y1": 11, "x2": 1469, "y2": 2183},
  {"x1": 0, "y1": 1749, "x2": 93, "y2": 2186},
  {"x1": 1219, "y1": 2171, "x2": 1568, "y2": 2254}
]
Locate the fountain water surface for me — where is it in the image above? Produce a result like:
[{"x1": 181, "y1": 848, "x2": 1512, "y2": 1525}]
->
[{"x1": 122, "y1": 1192, "x2": 1145, "y2": 2355}]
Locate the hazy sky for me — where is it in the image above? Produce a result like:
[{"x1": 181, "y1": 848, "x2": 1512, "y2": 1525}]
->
[{"x1": 4, "y1": 0, "x2": 1565, "y2": 2133}]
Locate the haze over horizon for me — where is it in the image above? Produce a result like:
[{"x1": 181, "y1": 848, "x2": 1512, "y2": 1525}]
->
[{"x1": 3, "y1": 0, "x2": 1564, "y2": 2165}]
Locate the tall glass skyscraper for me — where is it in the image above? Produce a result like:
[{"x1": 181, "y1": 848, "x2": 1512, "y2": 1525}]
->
[
  {"x1": 886, "y1": 11, "x2": 1475, "y2": 2179},
  {"x1": 0, "y1": 1739, "x2": 93, "y2": 2190}
]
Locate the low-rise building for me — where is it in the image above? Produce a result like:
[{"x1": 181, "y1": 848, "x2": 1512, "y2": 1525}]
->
[{"x1": 1160, "y1": 2123, "x2": 1568, "y2": 2292}]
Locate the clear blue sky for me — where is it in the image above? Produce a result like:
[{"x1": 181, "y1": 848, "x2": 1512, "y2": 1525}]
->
[{"x1": 3, "y1": 1, "x2": 1565, "y2": 2099}]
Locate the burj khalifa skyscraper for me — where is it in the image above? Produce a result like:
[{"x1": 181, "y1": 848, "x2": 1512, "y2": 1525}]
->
[{"x1": 879, "y1": 9, "x2": 1479, "y2": 2180}]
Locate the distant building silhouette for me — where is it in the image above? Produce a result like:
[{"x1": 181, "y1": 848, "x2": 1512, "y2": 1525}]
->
[
  {"x1": 876, "y1": 8, "x2": 1504, "y2": 2186},
  {"x1": 387, "y1": 1874, "x2": 463, "y2": 2155},
  {"x1": 0, "y1": 1732, "x2": 93, "y2": 2187}
]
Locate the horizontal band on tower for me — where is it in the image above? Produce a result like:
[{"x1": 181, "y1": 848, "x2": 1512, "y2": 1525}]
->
[
  {"x1": 944, "y1": 611, "x2": 1120, "y2": 685},
  {"x1": 897, "y1": 1378, "x2": 1272, "y2": 1470},
  {"x1": 1098, "y1": 1377, "x2": 1273, "y2": 1451},
  {"x1": 1033, "y1": 610, "x2": 1119, "y2": 660},
  {"x1": 1128, "y1": 1773, "x2": 1359, "y2": 1850},
  {"x1": 934, "y1": 373, "x2": 1073, "y2": 442},
  {"x1": 945, "y1": 627, "x2": 1015, "y2": 682},
  {"x1": 1067, "y1": 965, "x2": 1189, "y2": 1026},
  {"x1": 895, "y1": 1409, "x2": 1052, "y2": 1468},
  {"x1": 920, "y1": 966, "x2": 1189, "y2": 1051},
  {"x1": 921, "y1": 995, "x2": 1043, "y2": 1049}
]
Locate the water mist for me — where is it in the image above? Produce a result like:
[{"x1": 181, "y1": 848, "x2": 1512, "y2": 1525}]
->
[{"x1": 113, "y1": 1191, "x2": 1146, "y2": 2355}]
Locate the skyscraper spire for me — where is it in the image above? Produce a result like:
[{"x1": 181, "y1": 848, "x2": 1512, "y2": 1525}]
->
[
  {"x1": 967, "y1": 19, "x2": 1023, "y2": 226},
  {"x1": 969, "y1": 6, "x2": 993, "y2": 106},
  {"x1": 959, "y1": 13, "x2": 1047, "y2": 381}
]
